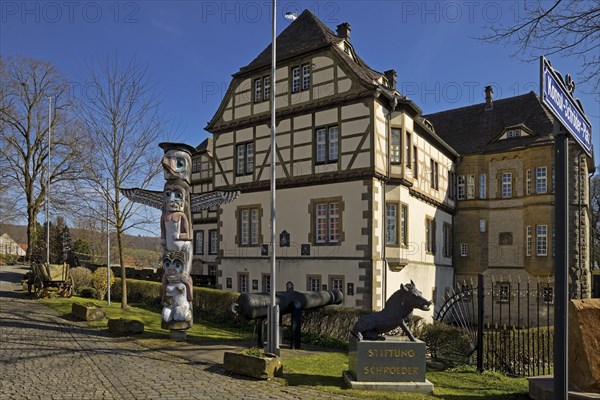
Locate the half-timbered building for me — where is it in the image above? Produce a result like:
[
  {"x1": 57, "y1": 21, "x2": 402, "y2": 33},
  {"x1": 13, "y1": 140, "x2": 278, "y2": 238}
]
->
[{"x1": 204, "y1": 10, "x2": 458, "y2": 316}]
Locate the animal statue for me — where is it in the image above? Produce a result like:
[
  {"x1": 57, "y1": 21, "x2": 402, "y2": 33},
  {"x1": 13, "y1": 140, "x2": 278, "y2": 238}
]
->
[
  {"x1": 162, "y1": 283, "x2": 192, "y2": 323},
  {"x1": 351, "y1": 280, "x2": 432, "y2": 341}
]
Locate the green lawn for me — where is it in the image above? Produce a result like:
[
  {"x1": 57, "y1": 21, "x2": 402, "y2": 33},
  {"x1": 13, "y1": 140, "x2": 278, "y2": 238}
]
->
[
  {"x1": 281, "y1": 353, "x2": 528, "y2": 400},
  {"x1": 39, "y1": 295, "x2": 252, "y2": 343},
  {"x1": 39, "y1": 295, "x2": 529, "y2": 399}
]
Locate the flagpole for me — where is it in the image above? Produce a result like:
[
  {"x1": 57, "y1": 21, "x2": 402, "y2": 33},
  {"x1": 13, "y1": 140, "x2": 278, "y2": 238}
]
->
[
  {"x1": 267, "y1": 0, "x2": 280, "y2": 356},
  {"x1": 46, "y1": 97, "x2": 52, "y2": 265}
]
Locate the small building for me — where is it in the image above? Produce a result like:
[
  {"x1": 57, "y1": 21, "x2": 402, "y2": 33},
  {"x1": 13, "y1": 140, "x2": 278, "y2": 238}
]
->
[{"x1": 0, "y1": 233, "x2": 26, "y2": 257}]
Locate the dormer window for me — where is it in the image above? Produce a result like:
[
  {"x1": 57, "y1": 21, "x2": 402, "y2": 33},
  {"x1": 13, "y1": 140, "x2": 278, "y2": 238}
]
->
[
  {"x1": 506, "y1": 128, "x2": 521, "y2": 138},
  {"x1": 500, "y1": 125, "x2": 531, "y2": 140}
]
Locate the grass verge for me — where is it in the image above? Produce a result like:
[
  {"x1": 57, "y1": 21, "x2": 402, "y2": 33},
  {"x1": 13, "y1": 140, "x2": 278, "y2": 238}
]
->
[
  {"x1": 39, "y1": 295, "x2": 529, "y2": 399},
  {"x1": 39, "y1": 295, "x2": 253, "y2": 343}
]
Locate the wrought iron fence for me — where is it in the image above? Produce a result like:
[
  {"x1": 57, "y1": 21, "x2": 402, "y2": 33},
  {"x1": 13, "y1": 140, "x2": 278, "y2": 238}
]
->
[{"x1": 435, "y1": 274, "x2": 554, "y2": 377}]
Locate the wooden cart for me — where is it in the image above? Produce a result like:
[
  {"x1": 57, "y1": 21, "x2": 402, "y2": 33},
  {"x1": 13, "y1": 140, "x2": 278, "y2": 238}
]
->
[{"x1": 29, "y1": 263, "x2": 73, "y2": 298}]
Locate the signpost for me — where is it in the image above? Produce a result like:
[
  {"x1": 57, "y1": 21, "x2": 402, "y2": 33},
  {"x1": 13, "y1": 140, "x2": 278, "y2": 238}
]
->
[
  {"x1": 540, "y1": 56, "x2": 592, "y2": 400},
  {"x1": 541, "y1": 57, "x2": 592, "y2": 158}
]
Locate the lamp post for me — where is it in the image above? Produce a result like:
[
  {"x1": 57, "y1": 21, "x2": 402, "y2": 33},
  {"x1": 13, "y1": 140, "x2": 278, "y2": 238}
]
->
[
  {"x1": 267, "y1": 0, "x2": 280, "y2": 356},
  {"x1": 106, "y1": 177, "x2": 111, "y2": 305}
]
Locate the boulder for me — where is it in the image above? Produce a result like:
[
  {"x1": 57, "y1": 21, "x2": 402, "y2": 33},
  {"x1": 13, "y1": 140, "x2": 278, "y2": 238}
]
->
[
  {"x1": 569, "y1": 299, "x2": 600, "y2": 393},
  {"x1": 72, "y1": 303, "x2": 106, "y2": 321},
  {"x1": 107, "y1": 318, "x2": 144, "y2": 335}
]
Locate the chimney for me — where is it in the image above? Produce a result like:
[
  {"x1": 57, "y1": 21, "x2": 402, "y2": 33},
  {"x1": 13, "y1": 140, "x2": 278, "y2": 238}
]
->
[
  {"x1": 336, "y1": 22, "x2": 351, "y2": 40},
  {"x1": 384, "y1": 69, "x2": 397, "y2": 90},
  {"x1": 485, "y1": 85, "x2": 493, "y2": 110}
]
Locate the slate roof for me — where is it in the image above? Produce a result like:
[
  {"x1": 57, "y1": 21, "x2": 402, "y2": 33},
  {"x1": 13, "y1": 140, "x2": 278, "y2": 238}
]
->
[
  {"x1": 195, "y1": 137, "x2": 212, "y2": 156},
  {"x1": 235, "y1": 9, "x2": 381, "y2": 86},
  {"x1": 424, "y1": 91, "x2": 555, "y2": 155}
]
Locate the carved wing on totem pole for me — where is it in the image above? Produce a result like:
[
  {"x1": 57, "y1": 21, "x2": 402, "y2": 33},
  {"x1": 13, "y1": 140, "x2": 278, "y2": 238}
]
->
[
  {"x1": 120, "y1": 188, "x2": 163, "y2": 210},
  {"x1": 190, "y1": 190, "x2": 240, "y2": 212},
  {"x1": 120, "y1": 187, "x2": 240, "y2": 212}
]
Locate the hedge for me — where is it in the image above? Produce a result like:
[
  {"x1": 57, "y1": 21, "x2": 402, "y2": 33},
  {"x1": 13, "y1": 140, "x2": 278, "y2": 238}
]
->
[{"x1": 109, "y1": 278, "x2": 240, "y2": 324}]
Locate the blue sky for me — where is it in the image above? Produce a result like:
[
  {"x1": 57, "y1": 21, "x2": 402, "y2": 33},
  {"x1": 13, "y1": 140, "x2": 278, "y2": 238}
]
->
[{"x1": 2, "y1": 0, "x2": 598, "y2": 161}]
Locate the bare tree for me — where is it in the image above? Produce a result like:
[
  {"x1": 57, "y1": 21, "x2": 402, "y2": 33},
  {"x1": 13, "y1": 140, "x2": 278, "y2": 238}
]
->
[
  {"x1": 0, "y1": 56, "x2": 84, "y2": 260},
  {"x1": 78, "y1": 55, "x2": 169, "y2": 308},
  {"x1": 480, "y1": 0, "x2": 600, "y2": 92}
]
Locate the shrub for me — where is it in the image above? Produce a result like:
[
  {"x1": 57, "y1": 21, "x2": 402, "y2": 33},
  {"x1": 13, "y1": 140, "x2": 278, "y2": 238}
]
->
[
  {"x1": 419, "y1": 322, "x2": 474, "y2": 363},
  {"x1": 109, "y1": 278, "x2": 241, "y2": 324},
  {"x1": 92, "y1": 267, "x2": 115, "y2": 301},
  {"x1": 78, "y1": 286, "x2": 97, "y2": 299},
  {"x1": 298, "y1": 306, "x2": 369, "y2": 342},
  {"x1": 69, "y1": 267, "x2": 93, "y2": 293}
]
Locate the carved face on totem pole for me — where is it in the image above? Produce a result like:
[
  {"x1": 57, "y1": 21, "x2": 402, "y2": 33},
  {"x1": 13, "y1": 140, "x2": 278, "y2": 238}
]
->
[{"x1": 159, "y1": 142, "x2": 196, "y2": 184}]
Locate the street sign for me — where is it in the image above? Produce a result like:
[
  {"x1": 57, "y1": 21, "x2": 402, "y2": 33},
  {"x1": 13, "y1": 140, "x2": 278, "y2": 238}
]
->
[{"x1": 540, "y1": 57, "x2": 593, "y2": 158}]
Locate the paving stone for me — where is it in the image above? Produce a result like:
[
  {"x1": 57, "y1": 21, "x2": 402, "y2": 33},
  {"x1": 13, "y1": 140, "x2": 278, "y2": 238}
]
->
[{"x1": 0, "y1": 265, "x2": 349, "y2": 400}]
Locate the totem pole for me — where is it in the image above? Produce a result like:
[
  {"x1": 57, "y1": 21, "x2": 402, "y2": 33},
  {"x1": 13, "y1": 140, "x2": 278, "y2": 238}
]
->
[{"x1": 121, "y1": 142, "x2": 239, "y2": 340}]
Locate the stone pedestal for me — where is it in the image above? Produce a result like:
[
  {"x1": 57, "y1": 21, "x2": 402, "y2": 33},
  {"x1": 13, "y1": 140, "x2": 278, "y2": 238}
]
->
[
  {"x1": 344, "y1": 336, "x2": 433, "y2": 393},
  {"x1": 162, "y1": 320, "x2": 192, "y2": 342}
]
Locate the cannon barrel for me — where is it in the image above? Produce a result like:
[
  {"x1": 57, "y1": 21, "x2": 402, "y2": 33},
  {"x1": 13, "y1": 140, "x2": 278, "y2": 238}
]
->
[{"x1": 231, "y1": 290, "x2": 343, "y2": 320}]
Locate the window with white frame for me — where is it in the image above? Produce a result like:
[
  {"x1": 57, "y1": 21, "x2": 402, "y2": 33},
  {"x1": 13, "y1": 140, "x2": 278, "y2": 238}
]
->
[
  {"x1": 498, "y1": 283, "x2": 510, "y2": 303},
  {"x1": 194, "y1": 231, "x2": 204, "y2": 255},
  {"x1": 460, "y1": 243, "x2": 468, "y2": 256},
  {"x1": 526, "y1": 169, "x2": 532, "y2": 195},
  {"x1": 400, "y1": 204, "x2": 408, "y2": 246},
  {"x1": 262, "y1": 274, "x2": 271, "y2": 292},
  {"x1": 526, "y1": 226, "x2": 532, "y2": 256},
  {"x1": 536, "y1": 225, "x2": 548, "y2": 256},
  {"x1": 307, "y1": 275, "x2": 321, "y2": 292},
  {"x1": 254, "y1": 78, "x2": 262, "y2": 102},
  {"x1": 238, "y1": 273, "x2": 249, "y2": 293},
  {"x1": 385, "y1": 203, "x2": 398, "y2": 245},
  {"x1": 542, "y1": 286, "x2": 554, "y2": 304},
  {"x1": 391, "y1": 128, "x2": 401, "y2": 164},
  {"x1": 207, "y1": 264, "x2": 217, "y2": 276},
  {"x1": 457, "y1": 175, "x2": 466, "y2": 200},
  {"x1": 502, "y1": 172, "x2": 512, "y2": 198},
  {"x1": 330, "y1": 276, "x2": 344, "y2": 293},
  {"x1": 314, "y1": 200, "x2": 341, "y2": 244},
  {"x1": 536, "y1": 167, "x2": 547, "y2": 194},
  {"x1": 315, "y1": 126, "x2": 339, "y2": 164},
  {"x1": 291, "y1": 66, "x2": 300, "y2": 93},
  {"x1": 239, "y1": 207, "x2": 260, "y2": 246},
  {"x1": 302, "y1": 64, "x2": 311, "y2": 90},
  {"x1": 479, "y1": 174, "x2": 487, "y2": 198},
  {"x1": 236, "y1": 142, "x2": 254, "y2": 175},
  {"x1": 292, "y1": 64, "x2": 311, "y2": 93},
  {"x1": 263, "y1": 76, "x2": 271, "y2": 100},
  {"x1": 551, "y1": 165, "x2": 555, "y2": 193},
  {"x1": 467, "y1": 175, "x2": 475, "y2": 199},
  {"x1": 209, "y1": 229, "x2": 218, "y2": 254}
]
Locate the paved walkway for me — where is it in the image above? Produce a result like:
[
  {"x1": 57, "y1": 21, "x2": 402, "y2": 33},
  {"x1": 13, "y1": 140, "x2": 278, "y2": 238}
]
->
[{"x1": 0, "y1": 265, "x2": 347, "y2": 400}]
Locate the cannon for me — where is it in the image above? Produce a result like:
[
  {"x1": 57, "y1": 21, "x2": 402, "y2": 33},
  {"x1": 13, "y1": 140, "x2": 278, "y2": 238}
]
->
[{"x1": 231, "y1": 289, "x2": 343, "y2": 348}]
